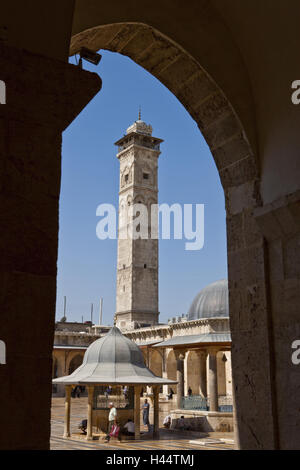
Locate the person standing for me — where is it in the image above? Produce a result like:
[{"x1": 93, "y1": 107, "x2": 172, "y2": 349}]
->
[
  {"x1": 142, "y1": 398, "x2": 151, "y2": 432},
  {"x1": 188, "y1": 386, "x2": 192, "y2": 397}
]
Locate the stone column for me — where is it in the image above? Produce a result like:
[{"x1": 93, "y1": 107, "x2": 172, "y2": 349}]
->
[
  {"x1": 174, "y1": 350, "x2": 185, "y2": 408},
  {"x1": 63, "y1": 385, "x2": 72, "y2": 438},
  {"x1": 146, "y1": 347, "x2": 150, "y2": 367},
  {"x1": 87, "y1": 386, "x2": 94, "y2": 441},
  {"x1": 196, "y1": 350, "x2": 207, "y2": 397},
  {"x1": 208, "y1": 348, "x2": 219, "y2": 412},
  {"x1": 184, "y1": 353, "x2": 189, "y2": 396},
  {"x1": 134, "y1": 386, "x2": 142, "y2": 439},
  {"x1": 153, "y1": 386, "x2": 159, "y2": 436}
]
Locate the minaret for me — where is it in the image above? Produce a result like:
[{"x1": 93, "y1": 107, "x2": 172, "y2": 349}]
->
[{"x1": 114, "y1": 113, "x2": 163, "y2": 330}]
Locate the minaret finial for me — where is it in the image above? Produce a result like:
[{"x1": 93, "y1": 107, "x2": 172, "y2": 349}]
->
[{"x1": 138, "y1": 105, "x2": 141, "y2": 121}]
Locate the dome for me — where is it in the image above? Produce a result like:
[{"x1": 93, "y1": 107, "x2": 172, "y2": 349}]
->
[
  {"x1": 187, "y1": 279, "x2": 229, "y2": 321},
  {"x1": 83, "y1": 325, "x2": 145, "y2": 367},
  {"x1": 52, "y1": 327, "x2": 176, "y2": 385}
]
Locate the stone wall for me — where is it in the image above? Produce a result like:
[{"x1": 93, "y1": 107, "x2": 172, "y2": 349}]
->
[
  {"x1": 170, "y1": 410, "x2": 233, "y2": 433},
  {"x1": 0, "y1": 42, "x2": 101, "y2": 449}
]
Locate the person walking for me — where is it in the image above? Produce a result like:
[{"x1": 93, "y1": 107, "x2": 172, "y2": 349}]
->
[
  {"x1": 142, "y1": 398, "x2": 151, "y2": 432},
  {"x1": 105, "y1": 402, "x2": 120, "y2": 442}
]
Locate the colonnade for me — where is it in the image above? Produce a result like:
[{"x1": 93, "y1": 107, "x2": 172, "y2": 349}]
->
[{"x1": 173, "y1": 347, "x2": 225, "y2": 411}]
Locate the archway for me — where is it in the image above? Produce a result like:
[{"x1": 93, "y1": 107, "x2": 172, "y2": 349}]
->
[
  {"x1": 68, "y1": 353, "x2": 84, "y2": 375},
  {"x1": 67, "y1": 22, "x2": 277, "y2": 451},
  {"x1": 149, "y1": 349, "x2": 163, "y2": 377},
  {"x1": 185, "y1": 350, "x2": 201, "y2": 396},
  {"x1": 166, "y1": 349, "x2": 177, "y2": 394}
]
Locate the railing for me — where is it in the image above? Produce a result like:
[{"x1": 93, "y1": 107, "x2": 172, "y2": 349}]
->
[
  {"x1": 181, "y1": 395, "x2": 233, "y2": 412},
  {"x1": 181, "y1": 395, "x2": 208, "y2": 411},
  {"x1": 218, "y1": 395, "x2": 233, "y2": 412},
  {"x1": 93, "y1": 386, "x2": 134, "y2": 410}
]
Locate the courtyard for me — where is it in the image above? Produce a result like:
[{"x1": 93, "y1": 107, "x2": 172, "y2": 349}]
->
[{"x1": 50, "y1": 397, "x2": 234, "y2": 451}]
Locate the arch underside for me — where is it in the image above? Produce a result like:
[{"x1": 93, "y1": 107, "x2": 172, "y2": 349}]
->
[{"x1": 70, "y1": 22, "x2": 259, "y2": 199}]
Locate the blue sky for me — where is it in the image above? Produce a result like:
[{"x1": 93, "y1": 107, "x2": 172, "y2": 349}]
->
[{"x1": 55, "y1": 50, "x2": 227, "y2": 325}]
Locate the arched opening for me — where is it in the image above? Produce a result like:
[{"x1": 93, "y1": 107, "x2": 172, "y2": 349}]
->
[
  {"x1": 185, "y1": 350, "x2": 201, "y2": 396},
  {"x1": 149, "y1": 349, "x2": 162, "y2": 377},
  {"x1": 166, "y1": 350, "x2": 177, "y2": 394},
  {"x1": 68, "y1": 354, "x2": 84, "y2": 375},
  {"x1": 1, "y1": 2, "x2": 298, "y2": 451},
  {"x1": 54, "y1": 21, "x2": 273, "y2": 450},
  {"x1": 217, "y1": 351, "x2": 227, "y2": 397}
]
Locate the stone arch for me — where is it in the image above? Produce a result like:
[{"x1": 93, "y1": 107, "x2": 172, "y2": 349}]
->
[
  {"x1": 217, "y1": 351, "x2": 227, "y2": 396},
  {"x1": 185, "y1": 350, "x2": 201, "y2": 396},
  {"x1": 67, "y1": 353, "x2": 84, "y2": 375},
  {"x1": 69, "y1": 21, "x2": 277, "y2": 449},
  {"x1": 52, "y1": 351, "x2": 65, "y2": 395},
  {"x1": 149, "y1": 349, "x2": 162, "y2": 377},
  {"x1": 52, "y1": 351, "x2": 64, "y2": 378},
  {"x1": 70, "y1": 23, "x2": 259, "y2": 199}
]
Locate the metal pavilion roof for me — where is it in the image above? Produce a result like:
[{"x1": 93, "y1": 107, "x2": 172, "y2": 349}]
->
[
  {"x1": 152, "y1": 332, "x2": 231, "y2": 348},
  {"x1": 52, "y1": 326, "x2": 177, "y2": 386}
]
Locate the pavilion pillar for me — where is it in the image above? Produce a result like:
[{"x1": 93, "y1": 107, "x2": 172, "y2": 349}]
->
[
  {"x1": 153, "y1": 386, "x2": 159, "y2": 436},
  {"x1": 208, "y1": 348, "x2": 219, "y2": 412},
  {"x1": 87, "y1": 385, "x2": 94, "y2": 440},
  {"x1": 63, "y1": 385, "x2": 72, "y2": 438},
  {"x1": 134, "y1": 386, "x2": 142, "y2": 440},
  {"x1": 174, "y1": 350, "x2": 186, "y2": 408},
  {"x1": 196, "y1": 350, "x2": 207, "y2": 397}
]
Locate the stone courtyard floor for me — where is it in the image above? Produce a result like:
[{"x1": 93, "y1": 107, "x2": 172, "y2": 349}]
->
[{"x1": 50, "y1": 397, "x2": 234, "y2": 451}]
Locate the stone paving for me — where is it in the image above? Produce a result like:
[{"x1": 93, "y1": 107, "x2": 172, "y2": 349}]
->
[{"x1": 50, "y1": 397, "x2": 234, "y2": 450}]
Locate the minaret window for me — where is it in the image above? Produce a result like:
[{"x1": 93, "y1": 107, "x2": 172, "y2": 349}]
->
[{"x1": 143, "y1": 173, "x2": 149, "y2": 180}]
